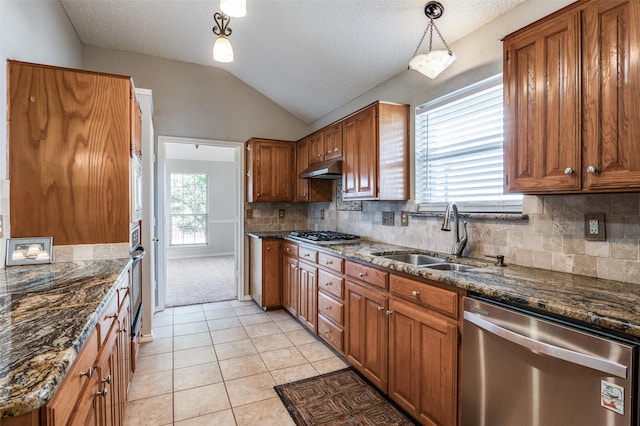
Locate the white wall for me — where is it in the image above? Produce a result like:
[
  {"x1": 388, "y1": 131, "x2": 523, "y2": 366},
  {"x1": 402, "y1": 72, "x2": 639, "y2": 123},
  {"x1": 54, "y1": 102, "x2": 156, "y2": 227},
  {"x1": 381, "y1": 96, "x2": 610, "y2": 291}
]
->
[
  {"x1": 82, "y1": 46, "x2": 308, "y2": 143},
  {"x1": 166, "y1": 158, "x2": 237, "y2": 259},
  {"x1": 0, "y1": 0, "x2": 83, "y2": 266}
]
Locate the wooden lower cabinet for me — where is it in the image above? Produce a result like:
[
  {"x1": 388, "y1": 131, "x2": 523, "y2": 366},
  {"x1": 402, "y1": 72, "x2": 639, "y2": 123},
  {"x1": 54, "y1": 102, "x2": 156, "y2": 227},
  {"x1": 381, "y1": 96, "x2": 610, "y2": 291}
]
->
[
  {"x1": 297, "y1": 261, "x2": 318, "y2": 333},
  {"x1": 248, "y1": 236, "x2": 282, "y2": 309},
  {"x1": 388, "y1": 297, "x2": 458, "y2": 426},
  {"x1": 345, "y1": 280, "x2": 389, "y2": 392}
]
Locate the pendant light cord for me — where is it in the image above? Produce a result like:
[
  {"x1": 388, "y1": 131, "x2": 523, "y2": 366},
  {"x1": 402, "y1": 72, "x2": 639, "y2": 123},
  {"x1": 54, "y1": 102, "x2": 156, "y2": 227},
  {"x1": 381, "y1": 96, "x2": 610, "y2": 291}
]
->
[{"x1": 411, "y1": 16, "x2": 453, "y2": 59}]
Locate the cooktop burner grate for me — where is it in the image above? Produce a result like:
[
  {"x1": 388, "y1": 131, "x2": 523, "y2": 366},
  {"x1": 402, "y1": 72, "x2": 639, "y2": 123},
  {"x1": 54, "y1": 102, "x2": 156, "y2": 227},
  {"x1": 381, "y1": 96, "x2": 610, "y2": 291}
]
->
[{"x1": 288, "y1": 231, "x2": 360, "y2": 243}]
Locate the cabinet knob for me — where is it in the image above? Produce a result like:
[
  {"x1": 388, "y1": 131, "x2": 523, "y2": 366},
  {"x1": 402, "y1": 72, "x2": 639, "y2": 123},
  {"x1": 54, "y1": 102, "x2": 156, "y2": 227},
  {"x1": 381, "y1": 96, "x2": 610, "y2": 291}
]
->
[
  {"x1": 102, "y1": 374, "x2": 112, "y2": 384},
  {"x1": 564, "y1": 168, "x2": 573, "y2": 175},
  {"x1": 324, "y1": 329, "x2": 331, "y2": 334},
  {"x1": 267, "y1": 246, "x2": 271, "y2": 251},
  {"x1": 303, "y1": 193, "x2": 307, "y2": 197},
  {"x1": 377, "y1": 306, "x2": 384, "y2": 312},
  {"x1": 412, "y1": 290, "x2": 420, "y2": 297},
  {"x1": 286, "y1": 247, "x2": 290, "y2": 251},
  {"x1": 304, "y1": 253, "x2": 310, "y2": 257},
  {"x1": 359, "y1": 272, "x2": 366, "y2": 278},
  {"x1": 107, "y1": 312, "x2": 118, "y2": 320},
  {"x1": 80, "y1": 367, "x2": 94, "y2": 379},
  {"x1": 324, "y1": 305, "x2": 331, "y2": 310},
  {"x1": 326, "y1": 260, "x2": 333, "y2": 265},
  {"x1": 386, "y1": 310, "x2": 393, "y2": 316},
  {"x1": 324, "y1": 282, "x2": 332, "y2": 286},
  {"x1": 256, "y1": 193, "x2": 261, "y2": 197},
  {"x1": 96, "y1": 387, "x2": 109, "y2": 397},
  {"x1": 291, "y1": 264, "x2": 296, "y2": 269},
  {"x1": 586, "y1": 166, "x2": 598, "y2": 174}
]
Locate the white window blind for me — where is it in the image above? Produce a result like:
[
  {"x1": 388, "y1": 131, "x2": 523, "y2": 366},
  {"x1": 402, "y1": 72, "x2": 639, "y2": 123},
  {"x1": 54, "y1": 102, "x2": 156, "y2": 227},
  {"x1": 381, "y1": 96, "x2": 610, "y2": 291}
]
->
[{"x1": 415, "y1": 75, "x2": 522, "y2": 212}]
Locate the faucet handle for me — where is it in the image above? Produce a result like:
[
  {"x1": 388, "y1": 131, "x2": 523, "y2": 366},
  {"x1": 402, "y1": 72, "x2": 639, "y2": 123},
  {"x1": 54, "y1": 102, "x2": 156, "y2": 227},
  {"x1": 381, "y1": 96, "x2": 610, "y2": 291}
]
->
[{"x1": 486, "y1": 254, "x2": 506, "y2": 267}]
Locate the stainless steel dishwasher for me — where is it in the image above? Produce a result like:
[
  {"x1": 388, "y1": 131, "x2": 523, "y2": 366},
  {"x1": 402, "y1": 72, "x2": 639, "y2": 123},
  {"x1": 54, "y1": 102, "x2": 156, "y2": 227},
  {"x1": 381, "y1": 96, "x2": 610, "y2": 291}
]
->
[{"x1": 462, "y1": 296, "x2": 638, "y2": 426}]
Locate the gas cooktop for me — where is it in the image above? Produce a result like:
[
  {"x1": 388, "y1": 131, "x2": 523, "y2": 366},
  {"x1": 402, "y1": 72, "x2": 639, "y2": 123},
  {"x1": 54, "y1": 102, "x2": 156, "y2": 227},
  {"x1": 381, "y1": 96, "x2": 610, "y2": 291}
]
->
[{"x1": 288, "y1": 231, "x2": 361, "y2": 245}]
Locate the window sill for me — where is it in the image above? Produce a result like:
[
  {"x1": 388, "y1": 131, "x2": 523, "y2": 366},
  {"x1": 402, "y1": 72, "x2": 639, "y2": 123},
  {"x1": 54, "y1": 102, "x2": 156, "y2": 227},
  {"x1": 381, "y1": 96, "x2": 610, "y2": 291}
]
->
[{"x1": 408, "y1": 211, "x2": 529, "y2": 221}]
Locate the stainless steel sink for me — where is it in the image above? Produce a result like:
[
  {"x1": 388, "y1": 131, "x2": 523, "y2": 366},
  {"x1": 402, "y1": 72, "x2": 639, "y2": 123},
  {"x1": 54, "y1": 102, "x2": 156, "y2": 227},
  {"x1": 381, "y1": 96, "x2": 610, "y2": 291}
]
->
[
  {"x1": 375, "y1": 253, "x2": 446, "y2": 266},
  {"x1": 422, "y1": 263, "x2": 476, "y2": 272}
]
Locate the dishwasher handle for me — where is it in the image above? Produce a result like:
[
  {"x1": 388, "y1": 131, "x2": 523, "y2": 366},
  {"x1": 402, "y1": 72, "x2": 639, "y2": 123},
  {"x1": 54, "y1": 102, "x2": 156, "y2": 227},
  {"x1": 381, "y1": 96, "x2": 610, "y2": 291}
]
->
[{"x1": 464, "y1": 310, "x2": 628, "y2": 379}]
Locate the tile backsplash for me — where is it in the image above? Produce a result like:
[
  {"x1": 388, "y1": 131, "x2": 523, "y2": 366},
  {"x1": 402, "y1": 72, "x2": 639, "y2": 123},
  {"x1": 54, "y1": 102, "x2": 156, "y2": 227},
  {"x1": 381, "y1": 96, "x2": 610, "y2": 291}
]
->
[{"x1": 242, "y1": 187, "x2": 640, "y2": 285}]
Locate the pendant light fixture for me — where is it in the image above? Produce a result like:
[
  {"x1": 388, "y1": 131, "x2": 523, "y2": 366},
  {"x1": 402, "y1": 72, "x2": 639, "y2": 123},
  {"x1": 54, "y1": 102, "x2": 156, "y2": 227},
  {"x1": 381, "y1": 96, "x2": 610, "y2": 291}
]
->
[
  {"x1": 212, "y1": 12, "x2": 233, "y2": 63},
  {"x1": 409, "y1": 1, "x2": 456, "y2": 79},
  {"x1": 220, "y1": 0, "x2": 246, "y2": 18}
]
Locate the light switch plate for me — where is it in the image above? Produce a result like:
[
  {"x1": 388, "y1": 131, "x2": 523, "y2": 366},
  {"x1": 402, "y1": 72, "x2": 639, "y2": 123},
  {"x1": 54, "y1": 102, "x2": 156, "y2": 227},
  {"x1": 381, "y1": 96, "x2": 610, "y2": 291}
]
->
[
  {"x1": 320, "y1": 209, "x2": 325, "y2": 220},
  {"x1": 584, "y1": 213, "x2": 605, "y2": 241},
  {"x1": 400, "y1": 211, "x2": 409, "y2": 226},
  {"x1": 279, "y1": 209, "x2": 285, "y2": 218},
  {"x1": 382, "y1": 211, "x2": 394, "y2": 226}
]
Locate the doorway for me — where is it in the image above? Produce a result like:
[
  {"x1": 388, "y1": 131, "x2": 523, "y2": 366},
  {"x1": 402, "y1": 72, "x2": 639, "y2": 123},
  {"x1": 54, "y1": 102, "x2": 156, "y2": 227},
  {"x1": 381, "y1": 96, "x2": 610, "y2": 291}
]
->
[{"x1": 156, "y1": 136, "x2": 244, "y2": 309}]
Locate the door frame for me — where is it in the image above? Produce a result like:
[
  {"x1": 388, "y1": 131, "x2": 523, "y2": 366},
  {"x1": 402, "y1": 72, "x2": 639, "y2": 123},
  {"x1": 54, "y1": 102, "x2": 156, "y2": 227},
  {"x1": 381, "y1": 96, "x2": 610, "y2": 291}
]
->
[{"x1": 156, "y1": 135, "x2": 246, "y2": 311}]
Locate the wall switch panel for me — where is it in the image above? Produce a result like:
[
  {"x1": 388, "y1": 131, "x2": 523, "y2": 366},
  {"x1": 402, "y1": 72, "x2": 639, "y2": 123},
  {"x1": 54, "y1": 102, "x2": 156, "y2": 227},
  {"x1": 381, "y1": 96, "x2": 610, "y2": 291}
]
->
[
  {"x1": 279, "y1": 209, "x2": 285, "y2": 218},
  {"x1": 400, "y1": 211, "x2": 409, "y2": 226},
  {"x1": 320, "y1": 209, "x2": 325, "y2": 220},
  {"x1": 584, "y1": 213, "x2": 605, "y2": 241},
  {"x1": 382, "y1": 211, "x2": 394, "y2": 226}
]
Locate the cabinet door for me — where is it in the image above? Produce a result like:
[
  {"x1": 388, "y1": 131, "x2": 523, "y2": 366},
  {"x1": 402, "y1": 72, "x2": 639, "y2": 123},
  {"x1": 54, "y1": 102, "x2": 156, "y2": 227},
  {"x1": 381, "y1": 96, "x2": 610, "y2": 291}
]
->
[
  {"x1": 8, "y1": 61, "x2": 131, "y2": 245},
  {"x1": 308, "y1": 131, "x2": 325, "y2": 165},
  {"x1": 323, "y1": 122, "x2": 343, "y2": 161},
  {"x1": 296, "y1": 138, "x2": 310, "y2": 201},
  {"x1": 345, "y1": 280, "x2": 388, "y2": 392},
  {"x1": 248, "y1": 139, "x2": 295, "y2": 202},
  {"x1": 249, "y1": 237, "x2": 281, "y2": 309},
  {"x1": 117, "y1": 294, "x2": 132, "y2": 413},
  {"x1": 388, "y1": 299, "x2": 457, "y2": 426},
  {"x1": 282, "y1": 255, "x2": 299, "y2": 317},
  {"x1": 70, "y1": 374, "x2": 101, "y2": 426},
  {"x1": 297, "y1": 261, "x2": 318, "y2": 333},
  {"x1": 130, "y1": 92, "x2": 142, "y2": 158},
  {"x1": 582, "y1": 0, "x2": 640, "y2": 191},
  {"x1": 343, "y1": 106, "x2": 377, "y2": 199},
  {"x1": 503, "y1": 10, "x2": 581, "y2": 193}
]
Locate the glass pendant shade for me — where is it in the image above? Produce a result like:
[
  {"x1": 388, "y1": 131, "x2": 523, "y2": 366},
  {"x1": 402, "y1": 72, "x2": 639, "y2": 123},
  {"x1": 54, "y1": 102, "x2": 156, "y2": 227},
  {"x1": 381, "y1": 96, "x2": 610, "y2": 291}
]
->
[
  {"x1": 409, "y1": 50, "x2": 456, "y2": 79},
  {"x1": 213, "y1": 36, "x2": 234, "y2": 63},
  {"x1": 220, "y1": 0, "x2": 246, "y2": 17}
]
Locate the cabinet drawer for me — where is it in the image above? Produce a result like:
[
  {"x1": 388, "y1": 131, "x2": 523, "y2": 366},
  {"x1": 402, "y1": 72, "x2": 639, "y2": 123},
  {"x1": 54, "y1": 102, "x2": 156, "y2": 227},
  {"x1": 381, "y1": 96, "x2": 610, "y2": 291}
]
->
[
  {"x1": 390, "y1": 275, "x2": 458, "y2": 319},
  {"x1": 318, "y1": 269, "x2": 344, "y2": 299},
  {"x1": 283, "y1": 242, "x2": 298, "y2": 257},
  {"x1": 318, "y1": 291, "x2": 344, "y2": 325},
  {"x1": 346, "y1": 261, "x2": 388, "y2": 290},
  {"x1": 44, "y1": 328, "x2": 99, "y2": 425},
  {"x1": 318, "y1": 314, "x2": 344, "y2": 353},
  {"x1": 318, "y1": 252, "x2": 344, "y2": 273},
  {"x1": 299, "y1": 246, "x2": 318, "y2": 263},
  {"x1": 97, "y1": 292, "x2": 119, "y2": 347}
]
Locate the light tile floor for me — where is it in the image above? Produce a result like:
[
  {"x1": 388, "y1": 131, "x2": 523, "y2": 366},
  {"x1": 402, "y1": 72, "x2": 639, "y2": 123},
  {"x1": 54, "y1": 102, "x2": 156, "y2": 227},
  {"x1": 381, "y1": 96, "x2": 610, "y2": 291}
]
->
[{"x1": 123, "y1": 300, "x2": 348, "y2": 426}]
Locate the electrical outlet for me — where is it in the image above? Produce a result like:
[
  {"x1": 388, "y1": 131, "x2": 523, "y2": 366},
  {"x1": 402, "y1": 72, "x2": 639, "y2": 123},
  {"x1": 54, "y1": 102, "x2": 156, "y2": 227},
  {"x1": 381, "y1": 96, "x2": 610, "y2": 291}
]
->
[
  {"x1": 584, "y1": 213, "x2": 605, "y2": 241},
  {"x1": 382, "y1": 211, "x2": 394, "y2": 226},
  {"x1": 400, "y1": 211, "x2": 409, "y2": 226},
  {"x1": 279, "y1": 209, "x2": 285, "y2": 218},
  {"x1": 246, "y1": 209, "x2": 253, "y2": 219},
  {"x1": 320, "y1": 209, "x2": 325, "y2": 220}
]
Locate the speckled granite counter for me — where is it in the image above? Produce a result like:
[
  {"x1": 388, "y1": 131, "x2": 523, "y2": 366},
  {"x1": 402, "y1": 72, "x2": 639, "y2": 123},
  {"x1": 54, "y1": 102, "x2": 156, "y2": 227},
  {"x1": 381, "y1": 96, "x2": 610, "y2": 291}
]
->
[
  {"x1": 0, "y1": 259, "x2": 131, "y2": 418},
  {"x1": 248, "y1": 232, "x2": 640, "y2": 339}
]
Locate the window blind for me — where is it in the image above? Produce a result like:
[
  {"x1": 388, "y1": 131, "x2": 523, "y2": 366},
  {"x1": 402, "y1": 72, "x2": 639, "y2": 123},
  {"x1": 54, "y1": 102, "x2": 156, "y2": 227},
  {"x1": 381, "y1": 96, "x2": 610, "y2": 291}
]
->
[{"x1": 415, "y1": 75, "x2": 522, "y2": 212}]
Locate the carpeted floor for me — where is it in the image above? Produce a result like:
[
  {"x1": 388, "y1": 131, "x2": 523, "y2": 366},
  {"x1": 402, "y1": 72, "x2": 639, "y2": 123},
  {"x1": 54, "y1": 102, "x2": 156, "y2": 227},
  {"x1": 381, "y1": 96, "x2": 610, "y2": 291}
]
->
[
  {"x1": 166, "y1": 255, "x2": 237, "y2": 307},
  {"x1": 274, "y1": 367, "x2": 418, "y2": 426}
]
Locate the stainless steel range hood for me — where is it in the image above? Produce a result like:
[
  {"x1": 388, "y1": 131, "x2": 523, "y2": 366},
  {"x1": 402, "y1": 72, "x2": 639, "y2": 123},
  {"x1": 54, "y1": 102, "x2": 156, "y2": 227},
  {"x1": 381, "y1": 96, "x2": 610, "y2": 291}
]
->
[{"x1": 299, "y1": 159, "x2": 343, "y2": 180}]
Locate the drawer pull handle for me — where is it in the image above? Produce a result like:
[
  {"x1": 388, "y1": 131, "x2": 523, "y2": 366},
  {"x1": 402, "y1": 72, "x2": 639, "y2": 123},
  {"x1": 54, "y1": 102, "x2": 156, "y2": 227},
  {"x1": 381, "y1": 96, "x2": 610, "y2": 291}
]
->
[
  {"x1": 107, "y1": 312, "x2": 118, "y2": 320},
  {"x1": 304, "y1": 253, "x2": 310, "y2": 257},
  {"x1": 412, "y1": 290, "x2": 420, "y2": 297},
  {"x1": 324, "y1": 305, "x2": 331, "y2": 310},
  {"x1": 325, "y1": 282, "x2": 332, "y2": 286},
  {"x1": 120, "y1": 285, "x2": 129, "y2": 290},
  {"x1": 80, "y1": 367, "x2": 94, "y2": 378},
  {"x1": 377, "y1": 306, "x2": 384, "y2": 312},
  {"x1": 326, "y1": 260, "x2": 333, "y2": 265},
  {"x1": 96, "y1": 387, "x2": 109, "y2": 397}
]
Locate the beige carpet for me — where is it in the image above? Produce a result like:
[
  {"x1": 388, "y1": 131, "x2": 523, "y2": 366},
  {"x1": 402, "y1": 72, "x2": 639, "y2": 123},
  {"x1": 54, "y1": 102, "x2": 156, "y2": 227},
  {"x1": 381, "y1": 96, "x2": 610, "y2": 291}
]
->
[{"x1": 166, "y1": 255, "x2": 237, "y2": 307}]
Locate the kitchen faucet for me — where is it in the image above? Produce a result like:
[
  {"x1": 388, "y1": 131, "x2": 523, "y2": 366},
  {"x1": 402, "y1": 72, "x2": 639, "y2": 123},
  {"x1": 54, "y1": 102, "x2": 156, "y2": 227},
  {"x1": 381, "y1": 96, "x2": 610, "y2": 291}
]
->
[{"x1": 441, "y1": 201, "x2": 468, "y2": 256}]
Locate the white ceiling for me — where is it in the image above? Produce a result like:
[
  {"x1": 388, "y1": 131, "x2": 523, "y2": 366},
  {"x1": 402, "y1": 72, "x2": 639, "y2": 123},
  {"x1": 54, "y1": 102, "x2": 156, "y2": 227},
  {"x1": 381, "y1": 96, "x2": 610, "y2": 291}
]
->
[
  {"x1": 165, "y1": 142, "x2": 236, "y2": 161},
  {"x1": 60, "y1": 0, "x2": 527, "y2": 124}
]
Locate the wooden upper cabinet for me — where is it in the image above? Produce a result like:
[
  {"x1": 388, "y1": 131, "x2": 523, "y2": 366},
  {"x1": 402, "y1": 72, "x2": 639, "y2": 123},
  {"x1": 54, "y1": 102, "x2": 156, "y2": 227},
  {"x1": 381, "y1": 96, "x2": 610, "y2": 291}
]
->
[
  {"x1": 8, "y1": 61, "x2": 133, "y2": 245},
  {"x1": 343, "y1": 102, "x2": 409, "y2": 201},
  {"x1": 246, "y1": 138, "x2": 295, "y2": 202},
  {"x1": 504, "y1": 9, "x2": 581, "y2": 193},
  {"x1": 504, "y1": 0, "x2": 640, "y2": 194},
  {"x1": 295, "y1": 137, "x2": 332, "y2": 203},
  {"x1": 323, "y1": 122, "x2": 343, "y2": 161},
  {"x1": 581, "y1": 0, "x2": 640, "y2": 191},
  {"x1": 307, "y1": 131, "x2": 325, "y2": 165}
]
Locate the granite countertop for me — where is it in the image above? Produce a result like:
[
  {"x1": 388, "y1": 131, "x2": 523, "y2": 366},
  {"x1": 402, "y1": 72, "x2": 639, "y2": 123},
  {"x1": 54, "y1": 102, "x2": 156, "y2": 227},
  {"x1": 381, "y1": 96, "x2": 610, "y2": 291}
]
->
[
  {"x1": 248, "y1": 232, "x2": 640, "y2": 338},
  {"x1": 0, "y1": 258, "x2": 131, "y2": 418}
]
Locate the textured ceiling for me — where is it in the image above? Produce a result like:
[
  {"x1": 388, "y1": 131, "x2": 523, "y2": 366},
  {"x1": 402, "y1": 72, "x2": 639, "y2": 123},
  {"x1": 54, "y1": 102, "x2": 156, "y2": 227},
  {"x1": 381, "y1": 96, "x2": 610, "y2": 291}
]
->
[{"x1": 61, "y1": 0, "x2": 527, "y2": 123}]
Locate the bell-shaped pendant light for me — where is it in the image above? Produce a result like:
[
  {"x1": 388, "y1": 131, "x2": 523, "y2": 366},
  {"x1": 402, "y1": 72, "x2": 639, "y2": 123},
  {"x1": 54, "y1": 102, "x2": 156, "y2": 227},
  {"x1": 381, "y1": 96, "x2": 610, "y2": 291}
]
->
[
  {"x1": 213, "y1": 35, "x2": 234, "y2": 63},
  {"x1": 220, "y1": 0, "x2": 246, "y2": 18}
]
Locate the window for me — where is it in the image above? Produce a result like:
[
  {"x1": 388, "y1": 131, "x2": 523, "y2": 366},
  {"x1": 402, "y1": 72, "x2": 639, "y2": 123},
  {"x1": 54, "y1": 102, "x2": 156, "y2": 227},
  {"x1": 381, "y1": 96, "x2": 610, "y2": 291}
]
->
[
  {"x1": 169, "y1": 173, "x2": 208, "y2": 246},
  {"x1": 415, "y1": 74, "x2": 522, "y2": 212}
]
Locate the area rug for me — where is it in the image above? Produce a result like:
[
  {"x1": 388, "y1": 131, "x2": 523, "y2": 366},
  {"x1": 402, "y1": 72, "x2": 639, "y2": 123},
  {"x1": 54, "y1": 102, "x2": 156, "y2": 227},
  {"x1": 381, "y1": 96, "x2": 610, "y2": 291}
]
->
[
  {"x1": 274, "y1": 368, "x2": 418, "y2": 426},
  {"x1": 166, "y1": 256, "x2": 237, "y2": 307}
]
